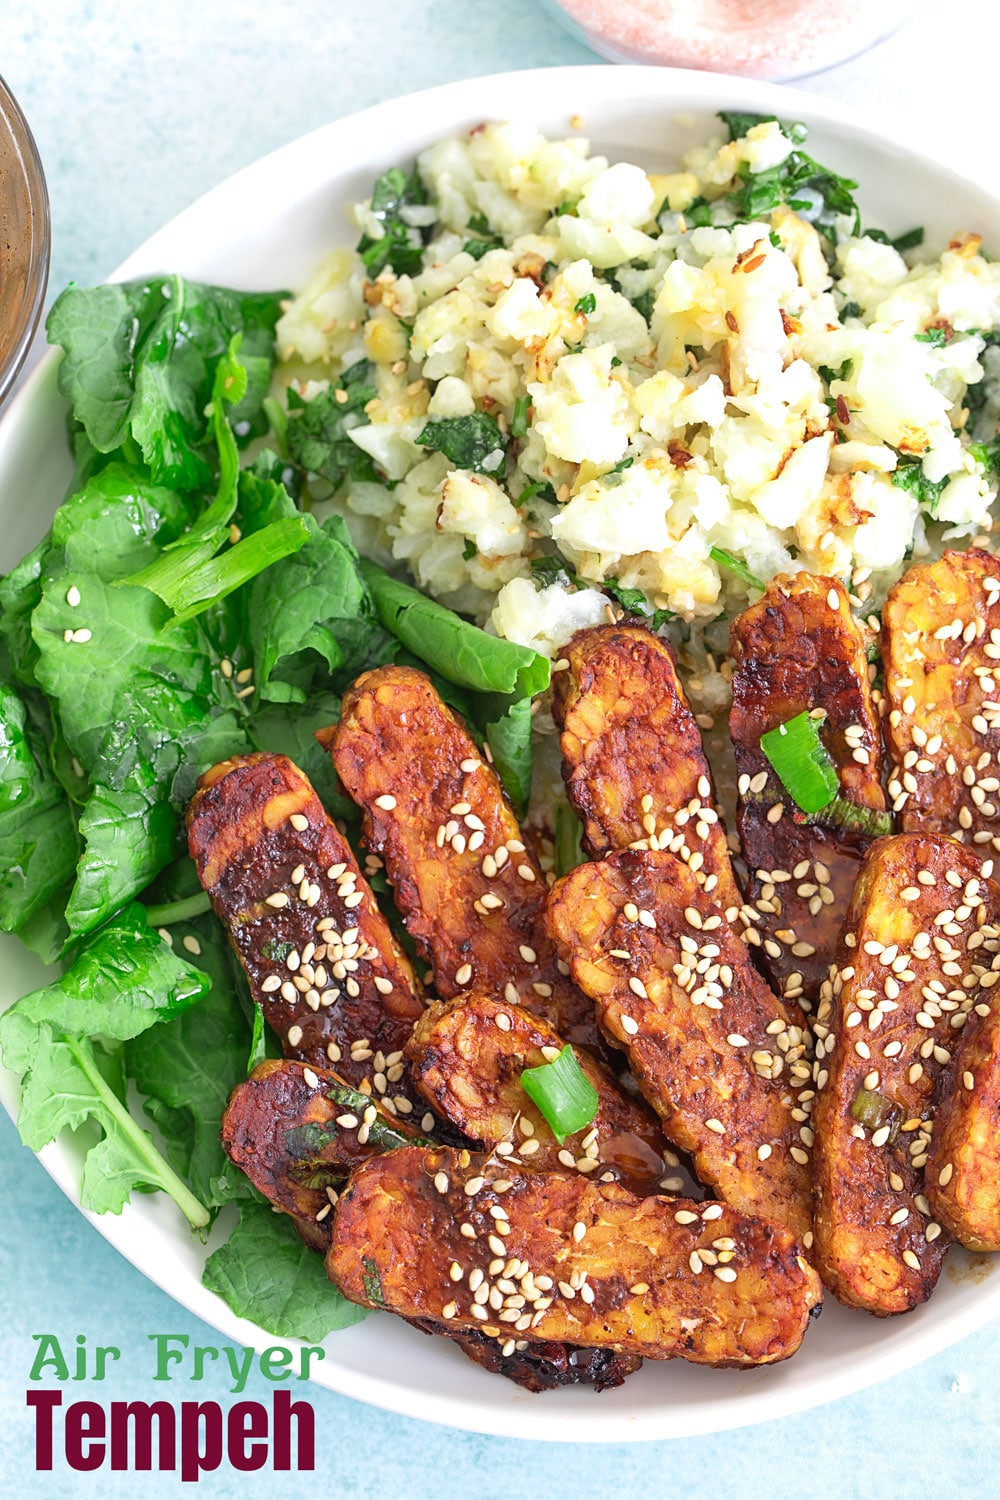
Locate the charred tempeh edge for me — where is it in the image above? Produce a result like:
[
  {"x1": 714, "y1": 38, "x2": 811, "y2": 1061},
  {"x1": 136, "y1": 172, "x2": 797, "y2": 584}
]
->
[
  {"x1": 221, "y1": 1058, "x2": 429, "y2": 1246},
  {"x1": 325, "y1": 665, "x2": 600, "y2": 1052},
  {"x1": 547, "y1": 849, "x2": 814, "y2": 1244},
  {"x1": 926, "y1": 992, "x2": 1000, "y2": 1253},
  {"x1": 883, "y1": 548, "x2": 1000, "y2": 853},
  {"x1": 730, "y1": 573, "x2": 888, "y2": 1008},
  {"x1": 811, "y1": 834, "x2": 1000, "y2": 1313},
  {"x1": 328, "y1": 1147, "x2": 822, "y2": 1366},
  {"x1": 221, "y1": 1060, "x2": 638, "y2": 1392},
  {"x1": 552, "y1": 623, "x2": 743, "y2": 919},
  {"x1": 187, "y1": 752, "x2": 425, "y2": 1105},
  {"x1": 408, "y1": 1323, "x2": 640, "y2": 1392},
  {"x1": 405, "y1": 993, "x2": 676, "y2": 1196}
]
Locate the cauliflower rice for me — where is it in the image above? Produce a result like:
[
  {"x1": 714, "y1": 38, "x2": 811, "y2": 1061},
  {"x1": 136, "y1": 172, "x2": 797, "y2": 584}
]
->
[{"x1": 274, "y1": 114, "x2": 1000, "y2": 670}]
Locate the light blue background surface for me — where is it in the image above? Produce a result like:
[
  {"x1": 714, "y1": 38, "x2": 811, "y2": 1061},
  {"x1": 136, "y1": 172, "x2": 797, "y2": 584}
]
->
[{"x1": 3, "y1": 3, "x2": 1000, "y2": 1495}]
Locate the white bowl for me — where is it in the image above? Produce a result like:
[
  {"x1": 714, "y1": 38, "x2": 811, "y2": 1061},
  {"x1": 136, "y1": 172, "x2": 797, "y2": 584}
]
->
[{"x1": 2, "y1": 64, "x2": 999, "y2": 1443}]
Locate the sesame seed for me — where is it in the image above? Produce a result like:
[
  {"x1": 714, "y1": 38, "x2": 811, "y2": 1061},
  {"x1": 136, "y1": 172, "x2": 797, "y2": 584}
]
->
[
  {"x1": 265, "y1": 892, "x2": 289, "y2": 908},
  {"x1": 714, "y1": 1266, "x2": 738, "y2": 1283},
  {"x1": 464, "y1": 1176, "x2": 485, "y2": 1196},
  {"x1": 374, "y1": 794, "x2": 397, "y2": 811},
  {"x1": 572, "y1": 1221, "x2": 586, "y2": 1243},
  {"x1": 758, "y1": 1143, "x2": 772, "y2": 1160},
  {"x1": 289, "y1": 813, "x2": 309, "y2": 832},
  {"x1": 705, "y1": 1118, "x2": 725, "y2": 1135},
  {"x1": 66, "y1": 585, "x2": 81, "y2": 607},
  {"x1": 181, "y1": 934, "x2": 201, "y2": 956},
  {"x1": 286, "y1": 1025, "x2": 303, "y2": 1047},
  {"x1": 674, "y1": 1209, "x2": 699, "y2": 1224},
  {"x1": 302, "y1": 1067, "x2": 319, "y2": 1090},
  {"x1": 455, "y1": 963, "x2": 473, "y2": 986},
  {"x1": 902, "y1": 1249, "x2": 922, "y2": 1271},
  {"x1": 628, "y1": 976, "x2": 648, "y2": 999},
  {"x1": 621, "y1": 1015, "x2": 639, "y2": 1036},
  {"x1": 70, "y1": 628, "x2": 92, "y2": 644},
  {"x1": 938, "y1": 1163, "x2": 954, "y2": 1186}
]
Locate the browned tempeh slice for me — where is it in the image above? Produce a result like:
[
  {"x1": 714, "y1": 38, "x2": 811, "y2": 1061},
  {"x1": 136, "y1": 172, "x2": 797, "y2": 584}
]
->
[
  {"x1": 882, "y1": 548, "x2": 1000, "y2": 854},
  {"x1": 325, "y1": 665, "x2": 599, "y2": 1051},
  {"x1": 327, "y1": 1147, "x2": 822, "y2": 1366},
  {"x1": 187, "y1": 752, "x2": 424, "y2": 1102},
  {"x1": 811, "y1": 834, "x2": 1000, "y2": 1313},
  {"x1": 221, "y1": 1060, "x2": 638, "y2": 1392},
  {"x1": 926, "y1": 987, "x2": 1000, "y2": 1252},
  {"x1": 552, "y1": 623, "x2": 742, "y2": 919},
  {"x1": 405, "y1": 994, "x2": 676, "y2": 1195},
  {"x1": 547, "y1": 849, "x2": 814, "y2": 1243},
  {"x1": 221, "y1": 1059, "x2": 429, "y2": 1248},
  {"x1": 730, "y1": 572, "x2": 888, "y2": 1008},
  {"x1": 409, "y1": 1324, "x2": 640, "y2": 1392}
]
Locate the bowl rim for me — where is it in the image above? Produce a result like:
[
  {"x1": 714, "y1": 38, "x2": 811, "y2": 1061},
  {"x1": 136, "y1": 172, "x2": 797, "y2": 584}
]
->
[
  {"x1": 0, "y1": 72, "x2": 50, "y2": 408},
  {"x1": 2, "y1": 61, "x2": 1000, "y2": 1443}
]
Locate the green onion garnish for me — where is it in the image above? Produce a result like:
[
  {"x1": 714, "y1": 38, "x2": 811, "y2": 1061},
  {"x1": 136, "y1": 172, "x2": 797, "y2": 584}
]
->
[
  {"x1": 710, "y1": 546, "x2": 764, "y2": 591},
  {"x1": 808, "y1": 795, "x2": 893, "y2": 839},
  {"x1": 850, "y1": 1086, "x2": 902, "y2": 1143},
  {"x1": 760, "y1": 711, "x2": 840, "y2": 814},
  {"x1": 521, "y1": 1045, "x2": 599, "y2": 1143}
]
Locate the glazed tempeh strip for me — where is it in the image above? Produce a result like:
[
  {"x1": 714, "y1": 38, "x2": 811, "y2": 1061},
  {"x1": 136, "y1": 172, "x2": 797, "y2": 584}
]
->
[
  {"x1": 325, "y1": 665, "x2": 599, "y2": 1051},
  {"x1": 406, "y1": 994, "x2": 678, "y2": 1196},
  {"x1": 547, "y1": 849, "x2": 814, "y2": 1243},
  {"x1": 882, "y1": 547, "x2": 1000, "y2": 852},
  {"x1": 811, "y1": 834, "x2": 1000, "y2": 1313},
  {"x1": 926, "y1": 995, "x2": 1000, "y2": 1252},
  {"x1": 730, "y1": 572, "x2": 888, "y2": 1007},
  {"x1": 552, "y1": 623, "x2": 742, "y2": 919},
  {"x1": 221, "y1": 1058, "x2": 428, "y2": 1247},
  {"x1": 187, "y1": 752, "x2": 424, "y2": 1103},
  {"x1": 328, "y1": 1147, "x2": 822, "y2": 1367},
  {"x1": 221, "y1": 1060, "x2": 638, "y2": 1392}
]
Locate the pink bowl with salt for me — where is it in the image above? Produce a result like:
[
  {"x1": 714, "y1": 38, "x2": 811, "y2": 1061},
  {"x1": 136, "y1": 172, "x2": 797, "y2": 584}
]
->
[{"x1": 544, "y1": 0, "x2": 924, "y2": 80}]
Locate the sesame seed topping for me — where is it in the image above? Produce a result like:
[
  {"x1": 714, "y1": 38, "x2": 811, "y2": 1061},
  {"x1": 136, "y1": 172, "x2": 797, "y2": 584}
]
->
[
  {"x1": 289, "y1": 813, "x2": 309, "y2": 832},
  {"x1": 621, "y1": 1015, "x2": 639, "y2": 1036},
  {"x1": 286, "y1": 1025, "x2": 303, "y2": 1047},
  {"x1": 265, "y1": 892, "x2": 289, "y2": 908},
  {"x1": 374, "y1": 794, "x2": 397, "y2": 811}
]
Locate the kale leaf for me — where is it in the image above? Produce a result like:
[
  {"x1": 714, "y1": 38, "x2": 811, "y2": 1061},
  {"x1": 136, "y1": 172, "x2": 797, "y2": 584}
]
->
[
  {"x1": 891, "y1": 459, "x2": 950, "y2": 513},
  {"x1": 0, "y1": 682, "x2": 78, "y2": 937},
  {"x1": 47, "y1": 276, "x2": 285, "y2": 491},
  {"x1": 415, "y1": 413, "x2": 510, "y2": 475},
  {"x1": 357, "y1": 167, "x2": 432, "y2": 279},
  {"x1": 285, "y1": 359, "x2": 379, "y2": 489},
  {"x1": 203, "y1": 1197, "x2": 368, "y2": 1339},
  {"x1": 0, "y1": 903, "x2": 212, "y2": 1228},
  {"x1": 718, "y1": 111, "x2": 860, "y2": 236}
]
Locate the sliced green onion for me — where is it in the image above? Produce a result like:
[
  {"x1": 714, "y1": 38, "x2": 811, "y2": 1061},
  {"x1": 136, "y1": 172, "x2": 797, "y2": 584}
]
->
[
  {"x1": 808, "y1": 795, "x2": 893, "y2": 839},
  {"x1": 710, "y1": 546, "x2": 764, "y2": 591},
  {"x1": 850, "y1": 1086, "x2": 902, "y2": 1143},
  {"x1": 760, "y1": 711, "x2": 840, "y2": 814},
  {"x1": 521, "y1": 1045, "x2": 599, "y2": 1143}
]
